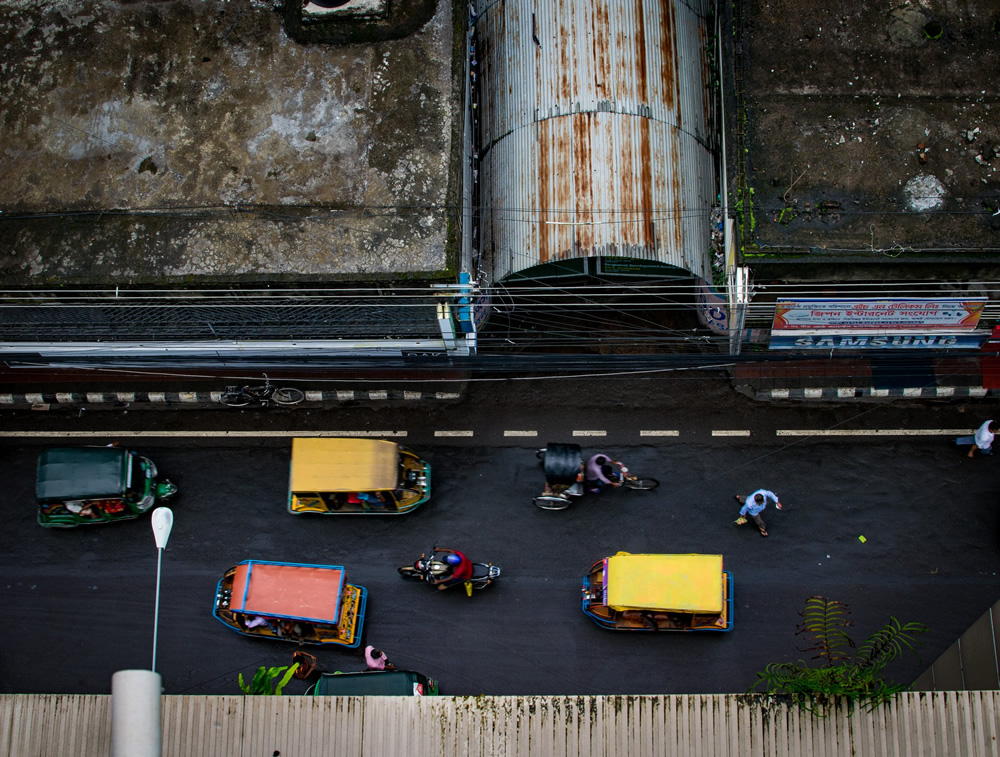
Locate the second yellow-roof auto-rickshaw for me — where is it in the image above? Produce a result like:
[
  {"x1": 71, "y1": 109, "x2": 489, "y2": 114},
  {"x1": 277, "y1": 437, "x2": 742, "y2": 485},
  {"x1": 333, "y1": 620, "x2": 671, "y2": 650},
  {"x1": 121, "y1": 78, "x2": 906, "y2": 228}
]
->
[
  {"x1": 581, "y1": 552, "x2": 733, "y2": 632},
  {"x1": 287, "y1": 438, "x2": 430, "y2": 515}
]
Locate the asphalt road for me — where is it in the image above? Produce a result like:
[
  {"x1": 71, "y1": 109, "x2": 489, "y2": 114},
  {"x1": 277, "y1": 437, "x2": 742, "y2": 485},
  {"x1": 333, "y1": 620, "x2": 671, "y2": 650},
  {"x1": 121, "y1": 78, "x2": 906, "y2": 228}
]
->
[{"x1": 1, "y1": 377, "x2": 998, "y2": 697}]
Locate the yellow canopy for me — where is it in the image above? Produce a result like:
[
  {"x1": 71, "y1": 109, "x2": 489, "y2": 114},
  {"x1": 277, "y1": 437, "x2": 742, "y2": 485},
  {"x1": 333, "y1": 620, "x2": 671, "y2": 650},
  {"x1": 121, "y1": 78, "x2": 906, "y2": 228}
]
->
[
  {"x1": 290, "y1": 438, "x2": 399, "y2": 493},
  {"x1": 605, "y1": 553, "x2": 724, "y2": 613}
]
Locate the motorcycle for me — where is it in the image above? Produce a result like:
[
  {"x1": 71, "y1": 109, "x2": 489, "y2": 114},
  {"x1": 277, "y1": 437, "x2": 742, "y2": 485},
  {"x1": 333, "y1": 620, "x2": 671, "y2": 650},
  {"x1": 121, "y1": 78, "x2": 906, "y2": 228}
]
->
[{"x1": 397, "y1": 546, "x2": 501, "y2": 596}]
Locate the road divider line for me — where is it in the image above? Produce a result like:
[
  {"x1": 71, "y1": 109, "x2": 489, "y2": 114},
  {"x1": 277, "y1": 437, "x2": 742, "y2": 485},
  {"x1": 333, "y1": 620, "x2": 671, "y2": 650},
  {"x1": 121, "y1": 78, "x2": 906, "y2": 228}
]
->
[
  {"x1": 435, "y1": 430, "x2": 474, "y2": 437},
  {"x1": 712, "y1": 430, "x2": 751, "y2": 437},
  {"x1": 777, "y1": 429, "x2": 972, "y2": 437},
  {"x1": 572, "y1": 430, "x2": 607, "y2": 437},
  {"x1": 0, "y1": 430, "x2": 409, "y2": 438},
  {"x1": 640, "y1": 430, "x2": 679, "y2": 437},
  {"x1": 504, "y1": 430, "x2": 538, "y2": 437}
]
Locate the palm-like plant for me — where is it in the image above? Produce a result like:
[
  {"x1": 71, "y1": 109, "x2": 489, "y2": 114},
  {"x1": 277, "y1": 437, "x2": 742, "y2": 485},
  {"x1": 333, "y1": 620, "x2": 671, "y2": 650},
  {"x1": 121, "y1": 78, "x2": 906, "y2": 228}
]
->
[
  {"x1": 750, "y1": 596, "x2": 928, "y2": 712},
  {"x1": 238, "y1": 663, "x2": 299, "y2": 696}
]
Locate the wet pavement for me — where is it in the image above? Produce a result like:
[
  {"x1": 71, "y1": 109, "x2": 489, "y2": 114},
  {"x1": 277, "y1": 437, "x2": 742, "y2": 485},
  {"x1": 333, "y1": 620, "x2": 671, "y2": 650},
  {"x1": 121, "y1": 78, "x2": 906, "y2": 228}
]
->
[{"x1": 0, "y1": 376, "x2": 998, "y2": 695}]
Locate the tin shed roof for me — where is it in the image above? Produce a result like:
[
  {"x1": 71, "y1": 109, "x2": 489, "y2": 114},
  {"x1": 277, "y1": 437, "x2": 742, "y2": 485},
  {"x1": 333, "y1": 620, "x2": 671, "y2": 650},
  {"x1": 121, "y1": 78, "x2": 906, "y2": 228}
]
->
[{"x1": 473, "y1": 0, "x2": 715, "y2": 283}]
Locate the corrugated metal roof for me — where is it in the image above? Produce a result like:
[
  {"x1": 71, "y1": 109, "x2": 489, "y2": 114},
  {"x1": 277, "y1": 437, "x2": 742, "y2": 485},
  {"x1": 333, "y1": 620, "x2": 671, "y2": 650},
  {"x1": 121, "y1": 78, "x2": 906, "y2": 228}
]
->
[
  {"x1": 0, "y1": 299, "x2": 442, "y2": 341},
  {"x1": 3, "y1": 692, "x2": 1000, "y2": 757},
  {"x1": 473, "y1": 0, "x2": 715, "y2": 283}
]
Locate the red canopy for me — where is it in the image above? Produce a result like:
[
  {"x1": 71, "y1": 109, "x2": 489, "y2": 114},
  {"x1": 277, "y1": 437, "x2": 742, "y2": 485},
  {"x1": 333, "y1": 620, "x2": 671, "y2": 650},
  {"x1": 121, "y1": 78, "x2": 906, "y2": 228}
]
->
[{"x1": 229, "y1": 561, "x2": 345, "y2": 623}]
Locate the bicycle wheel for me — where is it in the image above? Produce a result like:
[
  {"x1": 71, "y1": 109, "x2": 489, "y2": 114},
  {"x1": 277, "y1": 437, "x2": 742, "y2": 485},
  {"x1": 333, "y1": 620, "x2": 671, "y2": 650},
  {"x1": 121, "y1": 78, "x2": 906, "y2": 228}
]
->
[
  {"x1": 272, "y1": 387, "x2": 305, "y2": 406},
  {"x1": 533, "y1": 495, "x2": 571, "y2": 511},
  {"x1": 219, "y1": 390, "x2": 251, "y2": 407},
  {"x1": 623, "y1": 476, "x2": 660, "y2": 491},
  {"x1": 397, "y1": 566, "x2": 425, "y2": 581}
]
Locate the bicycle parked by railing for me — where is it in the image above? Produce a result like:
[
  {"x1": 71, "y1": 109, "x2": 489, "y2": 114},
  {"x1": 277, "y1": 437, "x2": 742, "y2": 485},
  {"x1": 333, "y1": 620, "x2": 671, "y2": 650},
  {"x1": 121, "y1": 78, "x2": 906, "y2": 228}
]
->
[
  {"x1": 533, "y1": 443, "x2": 659, "y2": 510},
  {"x1": 218, "y1": 375, "x2": 305, "y2": 407}
]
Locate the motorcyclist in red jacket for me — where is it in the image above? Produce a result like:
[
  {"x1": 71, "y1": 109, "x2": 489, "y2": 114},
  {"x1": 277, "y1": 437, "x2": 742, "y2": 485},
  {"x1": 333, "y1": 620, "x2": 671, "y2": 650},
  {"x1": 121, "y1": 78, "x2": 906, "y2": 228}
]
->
[{"x1": 425, "y1": 548, "x2": 474, "y2": 590}]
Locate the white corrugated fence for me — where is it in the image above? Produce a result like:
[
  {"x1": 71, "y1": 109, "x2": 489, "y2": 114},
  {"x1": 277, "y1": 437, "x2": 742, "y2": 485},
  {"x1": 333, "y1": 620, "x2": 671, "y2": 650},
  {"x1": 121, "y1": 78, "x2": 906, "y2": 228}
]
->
[{"x1": 2, "y1": 692, "x2": 999, "y2": 757}]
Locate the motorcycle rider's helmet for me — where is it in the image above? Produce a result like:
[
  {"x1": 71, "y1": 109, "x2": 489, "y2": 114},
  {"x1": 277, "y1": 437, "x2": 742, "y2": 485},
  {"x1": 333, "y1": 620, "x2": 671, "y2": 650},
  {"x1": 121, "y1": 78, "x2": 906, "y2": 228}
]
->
[{"x1": 445, "y1": 553, "x2": 463, "y2": 566}]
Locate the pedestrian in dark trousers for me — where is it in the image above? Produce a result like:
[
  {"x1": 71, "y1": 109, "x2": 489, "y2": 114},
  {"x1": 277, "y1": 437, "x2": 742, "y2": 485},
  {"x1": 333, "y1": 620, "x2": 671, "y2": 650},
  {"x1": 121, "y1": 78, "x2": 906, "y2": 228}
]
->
[{"x1": 735, "y1": 489, "x2": 782, "y2": 538}]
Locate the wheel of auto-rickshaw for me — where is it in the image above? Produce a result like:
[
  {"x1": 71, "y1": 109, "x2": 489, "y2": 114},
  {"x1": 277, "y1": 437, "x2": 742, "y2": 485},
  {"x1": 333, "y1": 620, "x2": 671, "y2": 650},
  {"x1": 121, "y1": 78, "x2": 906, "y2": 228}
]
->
[{"x1": 542, "y1": 443, "x2": 583, "y2": 486}]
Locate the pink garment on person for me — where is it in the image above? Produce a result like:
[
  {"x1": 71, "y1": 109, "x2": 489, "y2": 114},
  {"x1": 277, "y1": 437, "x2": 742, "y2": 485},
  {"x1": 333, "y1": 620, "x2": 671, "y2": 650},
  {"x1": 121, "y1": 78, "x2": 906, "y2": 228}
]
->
[{"x1": 365, "y1": 645, "x2": 387, "y2": 670}]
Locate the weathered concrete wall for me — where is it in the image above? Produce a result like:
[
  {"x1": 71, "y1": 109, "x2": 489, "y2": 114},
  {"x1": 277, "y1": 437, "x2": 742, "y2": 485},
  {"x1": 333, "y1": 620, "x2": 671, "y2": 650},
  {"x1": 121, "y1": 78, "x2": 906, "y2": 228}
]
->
[
  {"x1": 0, "y1": 0, "x2": 459, "y2": 284},
  {"x1": 740, "y1": 0, "x2": 1000, "y2": 268}
]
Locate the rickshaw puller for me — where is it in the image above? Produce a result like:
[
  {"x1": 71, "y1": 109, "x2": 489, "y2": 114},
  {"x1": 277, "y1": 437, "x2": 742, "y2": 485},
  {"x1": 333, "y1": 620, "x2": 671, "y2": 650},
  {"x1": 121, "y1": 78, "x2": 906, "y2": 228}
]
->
[{"x1": 585, "y1": 454, "x2": 628, "y2": 494}]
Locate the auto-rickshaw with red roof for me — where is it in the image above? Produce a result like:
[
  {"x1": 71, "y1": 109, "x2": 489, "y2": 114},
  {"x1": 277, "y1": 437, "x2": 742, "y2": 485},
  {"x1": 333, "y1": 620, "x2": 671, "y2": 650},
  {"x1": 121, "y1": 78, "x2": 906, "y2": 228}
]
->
[{"x1": 213, "y1": 560, "x2": 367, "y2": 647}]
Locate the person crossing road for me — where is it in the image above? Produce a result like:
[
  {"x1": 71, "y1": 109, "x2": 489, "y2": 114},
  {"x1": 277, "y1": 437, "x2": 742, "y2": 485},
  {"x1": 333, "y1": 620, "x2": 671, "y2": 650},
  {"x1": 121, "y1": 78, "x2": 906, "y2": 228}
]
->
[{"x1": 735, "y1": 489, "x2": 782, "y2": 538}]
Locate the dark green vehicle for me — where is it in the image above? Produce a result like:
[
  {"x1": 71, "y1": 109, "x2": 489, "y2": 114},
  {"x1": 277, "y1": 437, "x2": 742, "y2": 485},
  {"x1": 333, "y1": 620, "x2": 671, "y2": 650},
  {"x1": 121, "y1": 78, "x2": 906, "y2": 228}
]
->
[
  {"x1": 36, "y1": 447, "x2": 177, "y2": 528},
  {"x1": 309, "y1": 670, "x2": 438, "y2": 696}
]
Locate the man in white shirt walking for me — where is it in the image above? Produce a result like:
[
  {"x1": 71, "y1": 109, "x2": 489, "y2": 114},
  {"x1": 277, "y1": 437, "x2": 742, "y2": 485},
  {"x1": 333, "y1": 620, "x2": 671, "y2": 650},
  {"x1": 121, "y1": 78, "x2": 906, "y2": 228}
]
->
[
  {"x1": 967, "y1": 419, "x2": 997, "y2": 458},
  {"x1": 735, "y1": 489, "x2": 782, "y2": 538}
]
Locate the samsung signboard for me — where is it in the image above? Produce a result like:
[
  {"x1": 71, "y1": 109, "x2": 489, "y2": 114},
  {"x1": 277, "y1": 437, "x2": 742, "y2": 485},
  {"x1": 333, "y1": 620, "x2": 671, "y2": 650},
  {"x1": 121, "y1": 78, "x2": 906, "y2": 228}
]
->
[{"x1": 769, "y1": 333, "x2": 985, "y2": 350}]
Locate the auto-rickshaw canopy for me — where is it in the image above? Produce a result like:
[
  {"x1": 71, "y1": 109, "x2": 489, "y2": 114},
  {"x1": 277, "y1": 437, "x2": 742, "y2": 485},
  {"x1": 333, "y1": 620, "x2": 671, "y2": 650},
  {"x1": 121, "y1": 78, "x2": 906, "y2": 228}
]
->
[
  {"x1": 36, "y1": 447, "x2": 129, "y2": 502},
  {"x1": 290, "y1": 438, "x2": 398, "y2": 493},
  {"x1": 604, "y1": 553, "x2": 724, "y2": 614},
  {"x1": 229, "y1": 560, "x2": 346, "y2": 624}
]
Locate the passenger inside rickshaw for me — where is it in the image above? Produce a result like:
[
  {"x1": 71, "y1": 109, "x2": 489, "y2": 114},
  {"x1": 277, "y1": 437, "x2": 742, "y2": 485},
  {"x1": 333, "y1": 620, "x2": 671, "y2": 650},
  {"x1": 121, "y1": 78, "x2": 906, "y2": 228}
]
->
[
  {"x1": 65, "y1": 500, "x2": 117, "y2": 518},
  {"x1": 622, "y1": 610, "x2": 688, "y2": 630},
  {"x1": 239, "y1": 613, "x2": 319, "y2": 640},
  {"x1": 355, "y1": 492, "x2": 387, "y2": 508},
  {"x1": 320, "y1": 492, "x2": 395, "y2": 511}
]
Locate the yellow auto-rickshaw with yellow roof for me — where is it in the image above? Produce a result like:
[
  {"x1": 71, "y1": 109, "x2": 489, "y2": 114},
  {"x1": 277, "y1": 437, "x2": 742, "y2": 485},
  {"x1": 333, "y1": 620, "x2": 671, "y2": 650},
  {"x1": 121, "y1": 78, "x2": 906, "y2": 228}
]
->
[
  {"x1": 581, "y1": 552, "x2": 733, "y2": 632},
  {"x1": 287, "y1": 438, "x2": 430, "y2": 515}
]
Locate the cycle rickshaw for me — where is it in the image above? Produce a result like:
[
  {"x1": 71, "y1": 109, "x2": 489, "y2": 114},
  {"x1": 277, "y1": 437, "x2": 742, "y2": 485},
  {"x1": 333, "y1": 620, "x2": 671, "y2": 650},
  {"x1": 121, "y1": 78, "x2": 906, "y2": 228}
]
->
[{"x1": 533, "y1": 443, "x2": 659, "y2": 510}]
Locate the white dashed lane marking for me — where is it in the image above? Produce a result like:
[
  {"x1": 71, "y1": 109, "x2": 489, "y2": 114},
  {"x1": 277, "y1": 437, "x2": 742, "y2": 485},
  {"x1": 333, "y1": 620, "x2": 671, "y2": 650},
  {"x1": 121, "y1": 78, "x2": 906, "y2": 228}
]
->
[
  {"x1": 639, "y1": 430, "x2": 679, "y2": 437},
  {"x1": 712, "y1": 430, "x2": 751, "y2": 437},
  {"x1": 0, "y1": 430, "x2": 408, "y2": 438},
  {"x1": 434, "y1": 430, "x2": 474, "y2": 437},
  {"x1": 777, "y1": 429, "x2": 971, "y2": 437},
  {"x1": 504, "y1": 430, "x2": 538, "y2": 437},
  {"x1": 572, "y1": 430, "x2": 607, "y2": 437}
]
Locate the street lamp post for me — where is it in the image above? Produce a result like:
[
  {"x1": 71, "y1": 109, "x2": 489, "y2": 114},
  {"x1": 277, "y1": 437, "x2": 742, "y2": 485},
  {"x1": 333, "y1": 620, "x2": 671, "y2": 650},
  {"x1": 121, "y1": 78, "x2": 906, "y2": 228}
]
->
[
  {"x1": 150, "y1": 507, "x2": 173, "y2": 672},
  {"x1": 111, "y1": 507, "x2": 173, "y2": 757}
]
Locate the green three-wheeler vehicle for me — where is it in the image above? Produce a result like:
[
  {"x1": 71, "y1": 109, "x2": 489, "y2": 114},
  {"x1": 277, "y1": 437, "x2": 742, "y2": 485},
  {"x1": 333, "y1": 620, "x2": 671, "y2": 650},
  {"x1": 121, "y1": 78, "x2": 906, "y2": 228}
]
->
[{"x1": 36, "y1": 446, "x2": 177, "y2": 528}]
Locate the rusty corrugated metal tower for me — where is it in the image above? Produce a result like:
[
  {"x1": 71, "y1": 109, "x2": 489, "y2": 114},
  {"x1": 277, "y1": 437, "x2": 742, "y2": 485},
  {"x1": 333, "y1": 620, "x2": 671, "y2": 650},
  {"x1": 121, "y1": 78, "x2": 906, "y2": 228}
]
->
[{"x1": 472, "y1": 0, "x2": 716, "y2": 284}]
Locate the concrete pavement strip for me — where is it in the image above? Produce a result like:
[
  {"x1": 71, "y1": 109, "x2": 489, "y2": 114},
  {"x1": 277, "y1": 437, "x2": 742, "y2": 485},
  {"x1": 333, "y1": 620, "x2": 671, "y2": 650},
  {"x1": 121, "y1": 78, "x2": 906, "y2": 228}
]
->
[{"x1": 0, "y1": 389, "x2": 463, "y2": 407}]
